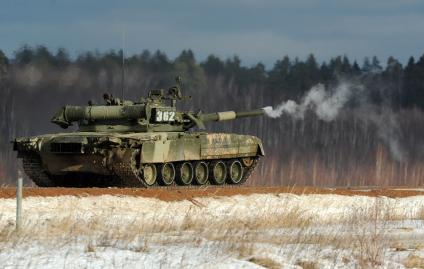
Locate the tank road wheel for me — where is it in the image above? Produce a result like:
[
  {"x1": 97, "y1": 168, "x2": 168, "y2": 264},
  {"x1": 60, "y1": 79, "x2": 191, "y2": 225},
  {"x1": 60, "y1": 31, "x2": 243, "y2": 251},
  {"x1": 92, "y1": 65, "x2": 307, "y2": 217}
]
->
[
  {"x1": 176, "y1": 162, "x2": 194, "y2": 186},
  {"x1": 209, "y1": 160, "x2": 227, "y2": 185},
  {"x1": 193, "y1": 161, "x2": 208, "y2": 185},
  {"x1": 142, "y1": 164, "x2": 157, "y2": 186},
  {"x1": 158, "y1": 163, "x2": 176, "y2": 186},
  {"x1": 227, "y1": 160, "x2": 243, "y2": 184}
]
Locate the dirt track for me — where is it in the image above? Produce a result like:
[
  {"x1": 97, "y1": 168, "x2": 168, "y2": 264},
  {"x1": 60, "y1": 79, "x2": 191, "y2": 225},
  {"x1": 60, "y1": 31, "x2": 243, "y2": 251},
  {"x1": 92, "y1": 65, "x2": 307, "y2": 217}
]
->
[{"x1": 0, "y1": 186, "x2": 423, "y2": 201}]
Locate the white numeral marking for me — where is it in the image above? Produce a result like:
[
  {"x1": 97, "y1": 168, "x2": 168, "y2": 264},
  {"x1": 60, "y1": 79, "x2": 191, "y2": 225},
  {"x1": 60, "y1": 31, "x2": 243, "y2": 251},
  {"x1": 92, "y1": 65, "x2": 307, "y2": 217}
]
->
[
  {"x1": 156, "y1": 111, "x2": 175, "y2": 122},
  {"x1": 169, "y1": 112, "x2": 175, "y2": 121},
  {"x1": 156, "y1": 111, "x2": 163, "y2": 121},
  {"x1": 164, "y1": 111, "x2": 170, "y2": 121}
]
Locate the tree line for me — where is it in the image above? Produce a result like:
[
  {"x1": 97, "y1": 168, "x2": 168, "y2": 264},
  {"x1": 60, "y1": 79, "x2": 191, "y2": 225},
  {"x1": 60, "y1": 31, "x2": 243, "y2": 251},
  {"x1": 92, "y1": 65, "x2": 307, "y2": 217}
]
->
[{"x1": 1, "y1": 45, "x2": 424, "y2": 186}]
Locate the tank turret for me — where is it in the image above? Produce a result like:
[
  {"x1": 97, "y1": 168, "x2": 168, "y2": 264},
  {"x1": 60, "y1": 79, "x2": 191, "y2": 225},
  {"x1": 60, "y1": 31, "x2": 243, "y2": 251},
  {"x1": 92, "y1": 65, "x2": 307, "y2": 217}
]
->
[
  {"x1": 14, "y1": 76, "x2": 265, "y2": 188},
  {"x1": 51, "y1": 77, "x2": 265, "y2": 132}
]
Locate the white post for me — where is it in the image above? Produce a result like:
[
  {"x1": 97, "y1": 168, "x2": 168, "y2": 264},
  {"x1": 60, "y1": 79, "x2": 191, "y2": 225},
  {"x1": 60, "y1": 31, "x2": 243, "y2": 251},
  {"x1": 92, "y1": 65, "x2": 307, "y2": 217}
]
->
[{"x1": 16, "y1": 171, "x2": 23, "y2": 231}]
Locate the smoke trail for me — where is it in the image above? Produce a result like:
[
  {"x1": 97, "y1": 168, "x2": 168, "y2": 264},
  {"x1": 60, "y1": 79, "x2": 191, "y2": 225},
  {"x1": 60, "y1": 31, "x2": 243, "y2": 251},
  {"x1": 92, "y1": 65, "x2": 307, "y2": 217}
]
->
[
  {"x1": 263, "y1": 82, "x2": 359, "y2": 121},
  {"x1": 264, "y1": 81, "x2": 406, "y2": 162}
]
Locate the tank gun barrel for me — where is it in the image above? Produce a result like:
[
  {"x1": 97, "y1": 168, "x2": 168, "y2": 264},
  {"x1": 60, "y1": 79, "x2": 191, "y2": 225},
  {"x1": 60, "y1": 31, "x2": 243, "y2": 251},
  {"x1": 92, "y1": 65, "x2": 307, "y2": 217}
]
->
[{"x1": 199, "y1": 108, "x2": 265, "y2": 122}]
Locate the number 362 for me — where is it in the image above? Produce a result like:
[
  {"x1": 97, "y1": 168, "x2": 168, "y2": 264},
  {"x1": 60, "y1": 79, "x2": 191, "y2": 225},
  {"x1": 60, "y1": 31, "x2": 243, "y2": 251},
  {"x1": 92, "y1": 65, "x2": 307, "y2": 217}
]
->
[{"x1": 156, "y1": 111, "x2": 175, "y2": 122}]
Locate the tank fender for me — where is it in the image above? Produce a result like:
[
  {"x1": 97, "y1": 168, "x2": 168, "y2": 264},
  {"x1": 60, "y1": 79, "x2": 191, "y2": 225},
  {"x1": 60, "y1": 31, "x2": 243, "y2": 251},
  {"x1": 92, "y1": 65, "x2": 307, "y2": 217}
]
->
[
  {"x1": 14, "y1": 137, "x2": 41, "y2": 153},
  {"x1": 257, "y1": 142, "x2": 265, "y2": 156},
  {"x1": 140, "y1": 134, "x2": 201, "y2": 163}
]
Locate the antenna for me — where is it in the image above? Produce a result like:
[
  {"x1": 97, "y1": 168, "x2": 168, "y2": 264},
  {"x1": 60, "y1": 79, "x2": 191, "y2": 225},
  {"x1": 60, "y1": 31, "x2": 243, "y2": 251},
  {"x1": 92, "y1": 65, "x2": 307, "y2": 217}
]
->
[{"x1": 121, "y1": 30, "x2": 125, "y2": 102}]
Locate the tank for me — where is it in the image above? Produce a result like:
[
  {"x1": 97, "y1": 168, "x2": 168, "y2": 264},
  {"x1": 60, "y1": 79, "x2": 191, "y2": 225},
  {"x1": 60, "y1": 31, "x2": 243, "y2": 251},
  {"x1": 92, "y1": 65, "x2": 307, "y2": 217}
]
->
[{"x1": 13, "y1": 77, "x2": 265, "y2": 187}]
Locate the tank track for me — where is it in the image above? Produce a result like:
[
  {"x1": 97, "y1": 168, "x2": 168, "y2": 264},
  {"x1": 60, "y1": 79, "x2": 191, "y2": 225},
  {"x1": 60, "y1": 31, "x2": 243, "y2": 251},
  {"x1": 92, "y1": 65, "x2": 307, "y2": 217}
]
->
[
  {"x1": 111, "y1": 149, "x2": 161, "y2": 188},
  {"x1": 21, "y1": 153, "x2": 56, "y2": 187},
  {"x1": 111, "y1": 152, "x2": 150, "y2": 188},
  {"x1": 21, "y1": 151, "x2": 259, "y2": 188},
  {"x1": 112, "y1": 163, "x2": 158, "y2": 188}
]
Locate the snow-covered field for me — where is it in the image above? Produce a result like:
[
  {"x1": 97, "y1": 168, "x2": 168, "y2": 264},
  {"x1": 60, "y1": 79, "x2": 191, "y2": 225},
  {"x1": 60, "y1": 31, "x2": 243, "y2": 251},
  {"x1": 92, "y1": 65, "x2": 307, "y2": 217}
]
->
[{"x1": 1, "y1": 193, "x2": 424, "y2": 269}]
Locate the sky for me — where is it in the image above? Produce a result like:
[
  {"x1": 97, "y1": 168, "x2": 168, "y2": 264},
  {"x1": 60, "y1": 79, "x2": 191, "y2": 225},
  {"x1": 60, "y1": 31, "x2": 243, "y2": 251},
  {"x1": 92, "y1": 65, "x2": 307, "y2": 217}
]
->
[{"x1": 1, "y1": 0, "x2": 424, "y2": 67}]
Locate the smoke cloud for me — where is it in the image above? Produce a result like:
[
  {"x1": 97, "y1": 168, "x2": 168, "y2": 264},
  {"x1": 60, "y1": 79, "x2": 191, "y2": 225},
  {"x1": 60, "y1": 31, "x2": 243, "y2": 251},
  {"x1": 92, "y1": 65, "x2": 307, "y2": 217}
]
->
[
  {"x1": 264, "y1": 81, "x2": 406, "y2": 162},
  {"x1": 263, "y1": 82, "x2": 360, "y2": 121}
]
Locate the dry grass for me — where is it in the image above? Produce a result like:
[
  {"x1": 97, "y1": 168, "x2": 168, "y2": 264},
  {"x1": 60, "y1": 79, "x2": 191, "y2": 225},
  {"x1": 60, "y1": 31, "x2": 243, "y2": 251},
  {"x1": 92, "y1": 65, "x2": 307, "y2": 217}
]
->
[
  {"x1": 328, "y1": 199, "x2": 388, "y2": 268},
  {"x1": 0, "y1": 201, "x2": 311, "y2": 252},
  {"x1": 0, "y1": 197, "x2": 400, "y2": 244},
  {"x1": 178, "y1": 197, "x2": 313, "y2": 240},
  {"x1": 0, "y1": 194, "x2": 422, "y2": 268},
  {"x1": 216, "y1": 200, "x2": 399, "y2": 269},
  {"x1": 296, "y1": 260, "x2": 319, "y2": 269},
  {"x1": 352, "y1": 226, "x2": 386, "y2": 268},
  {"x1": 403, "y1": 255, "x2": 424, "y2": 268},
  {"x1": 248, "y1": 257, "x2": 281, "y2": 269},
  {"x1": 419, "y1": 206, "x2": 424, "y2": 220}
]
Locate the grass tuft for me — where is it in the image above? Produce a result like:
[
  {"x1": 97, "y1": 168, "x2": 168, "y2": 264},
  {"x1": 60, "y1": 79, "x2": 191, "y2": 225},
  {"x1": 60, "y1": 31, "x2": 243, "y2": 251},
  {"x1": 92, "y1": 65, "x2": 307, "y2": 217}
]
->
[
  {"x1": 403, "y1": 255, "x2": 424, "y2": 268},
  {"x1": 248, "y1": 257, "x2": 281, "y2": 269}
]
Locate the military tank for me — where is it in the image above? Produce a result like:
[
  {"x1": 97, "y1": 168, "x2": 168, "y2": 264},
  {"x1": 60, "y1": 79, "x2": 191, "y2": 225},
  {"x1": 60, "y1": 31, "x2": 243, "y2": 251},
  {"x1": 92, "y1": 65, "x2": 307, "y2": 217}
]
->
[{"x1": 13, "y1": 77, "x2": 265, "y2": 187}]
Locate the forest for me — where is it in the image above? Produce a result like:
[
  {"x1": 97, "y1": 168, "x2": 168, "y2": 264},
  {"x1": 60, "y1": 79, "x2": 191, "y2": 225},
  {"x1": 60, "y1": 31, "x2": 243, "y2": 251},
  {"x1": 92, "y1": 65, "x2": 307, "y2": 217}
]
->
[{"x1": 1, "y1": 45, "x2": 424, "y2": 186}]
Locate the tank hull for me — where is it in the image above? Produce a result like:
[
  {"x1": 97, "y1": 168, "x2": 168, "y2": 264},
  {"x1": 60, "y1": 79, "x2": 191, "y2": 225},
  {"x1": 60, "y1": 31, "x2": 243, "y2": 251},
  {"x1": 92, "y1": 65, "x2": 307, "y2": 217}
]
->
[{"x1": 14, "y1": 132, "x2": 264, "y2": 187}]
